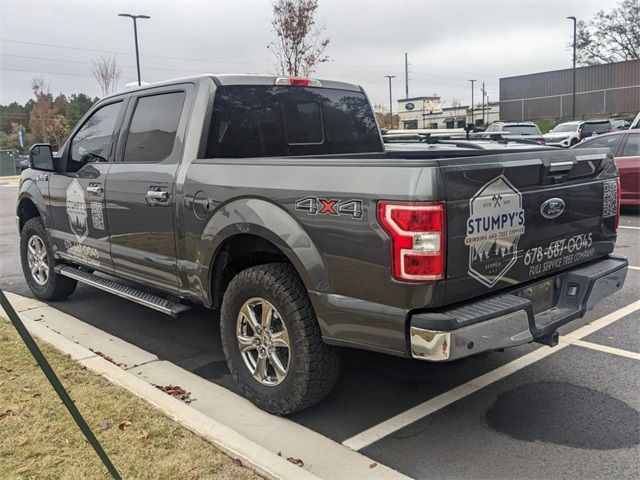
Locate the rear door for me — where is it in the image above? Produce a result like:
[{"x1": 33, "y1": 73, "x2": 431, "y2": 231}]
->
[
  {"x1": 438, "y1": 148, "x2": 618, "y2": 304},
  {"x1": 105, "y1": 85, "x2": 192, "y2": 292}
]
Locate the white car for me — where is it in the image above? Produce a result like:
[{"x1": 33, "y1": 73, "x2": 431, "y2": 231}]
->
[{"x1": 543, "y1": 121, "x2": 583, "y2": 147}]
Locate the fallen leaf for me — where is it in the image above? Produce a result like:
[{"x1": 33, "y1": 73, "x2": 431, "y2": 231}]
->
[
  {"x1": 369, "y1": 462, "x2": 378, "y2": 469},
  {"x1": 16, "y1": 465, "x2": 29, "y2": 473},
  {"x1": 18, "y1": 439, "x2": 28, "y2": 447},
  {"x1": 232, "y1": 458, "x2": 243, "y2": 467},
  {"x1": 277, "y1": 451, "x2": 282, "y2": 456},
  {"x1": 118, "y1": 420, "x2": 132, "y2": 430},
  {"x1": 99, "y1": 422, "x2": 112, "y2": 431},
  {"x1": 0, "y1": 409, "x2": 12, "y2": 420},
  {"x1": 287, "y1": 457, "x2": 304, "y2": 467},
  {"x1": 138, "y1": 429, "x2": 149, "y2": 440},
  {"x1": 0, "y1": 380, "x2": 4, "y2": 386},
  {"x1": 9, "y1": 375, "x2": 18, "y2": 380},
  {"x1": 154, "y1": 384, "x2": 193, "y2": 403},
  {"x1": 22, "y1": 386, "x2": 31, "y2": 393}
]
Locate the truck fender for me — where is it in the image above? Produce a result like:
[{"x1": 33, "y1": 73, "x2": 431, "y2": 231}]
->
[
  {"x1": 16, "y1": 179, "x2": 49, "y2": 231},
  {"x1": 199, "y1": 197, "x2": 329, "y2": 297}
]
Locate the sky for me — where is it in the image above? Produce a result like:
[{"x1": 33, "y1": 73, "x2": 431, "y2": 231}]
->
[{"x1": 0, "y1": 0, "x2": 620, "y2": 110}]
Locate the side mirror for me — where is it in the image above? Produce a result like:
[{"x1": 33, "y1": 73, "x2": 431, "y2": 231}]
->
[{"x1": 29, "y1": 144, "x2": 55, "y2": 172}]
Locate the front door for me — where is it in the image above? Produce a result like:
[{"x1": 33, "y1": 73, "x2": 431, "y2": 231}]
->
[
  {"x1": 48, "y1": 100, "x2": 126, "y2": 272},
  {"x1": 105, "y1": 88, "x2": 189, "y2": 292}
]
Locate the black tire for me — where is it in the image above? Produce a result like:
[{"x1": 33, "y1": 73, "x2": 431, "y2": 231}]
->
[
  {"x1": 220, "y1": 263, "x2": 340, "y2": 415},
  {"x1": 20, "y1": 217, "x2": 77, "y2": 301}
]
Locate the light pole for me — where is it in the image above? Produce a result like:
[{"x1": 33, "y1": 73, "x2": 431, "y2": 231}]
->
[
  {"x1": 118, "y1": 13, "x2": 151, "y2": 86},
  {"x1": 567, "y1": 16, "x2": 577, "y2": 120},
  {"x1": 385, "y1": 75, "x2": 396, "y2": 125},
  {"x1": 469, "y1": 79, "x2": 476, "y2": 126}
]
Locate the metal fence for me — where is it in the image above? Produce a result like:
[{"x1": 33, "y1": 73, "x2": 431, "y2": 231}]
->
[{"x1": 499, "y1": 60, "x2": 640, "y2": 122}]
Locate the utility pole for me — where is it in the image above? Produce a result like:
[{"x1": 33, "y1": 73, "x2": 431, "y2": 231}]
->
[
  {"x1": 118, "y1": 13, "x2": 151, "y2": 86},
  {"x1": 481, "y1": 81, "x2": 486, "y2": 125},
  {"x1": 469, "y1": 79, "x2": 476, "y2": 126},
  {"x1": 384, "y1": 75, "x2": 396, "y2": 122},
  {"x1": 567, "y1": 16, "x2": 577, "y2": 120},
  {"x1": 404, "y1": 52, "x2": 409, "y2": 99}
]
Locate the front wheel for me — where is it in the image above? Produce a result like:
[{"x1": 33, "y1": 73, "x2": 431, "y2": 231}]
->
[
  {"x1": 220, "y1": 263, "x2": 340, "y2": 415},
  {"x1": 20, "y1": 217, "x2": 77, "y2": 300}
]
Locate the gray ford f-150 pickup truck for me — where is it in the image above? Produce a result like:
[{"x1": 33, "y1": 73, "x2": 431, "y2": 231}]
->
[{"x1": 18, "y1": 74, "x2": 627, "y2": 414}]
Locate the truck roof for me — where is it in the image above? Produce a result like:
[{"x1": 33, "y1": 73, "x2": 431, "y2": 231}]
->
[{"x1": 105, "y1": 74, "x2": 363, "y2": 101}]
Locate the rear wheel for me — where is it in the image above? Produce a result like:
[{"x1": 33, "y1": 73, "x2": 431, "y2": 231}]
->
[
  {"x1": 220, "y1": 263, "x2": 340, "y2": 415},
  {"x1": 20, "y1": 217, "x2": 77, "y2": 300}
]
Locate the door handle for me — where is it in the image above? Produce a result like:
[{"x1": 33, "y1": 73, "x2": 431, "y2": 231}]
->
[
  {"x1": 87, "y1": 183, "x2": 104, "y2": 195},
  {"x1": 146, "y1": 189, "x2": 170, "y2": 204}
]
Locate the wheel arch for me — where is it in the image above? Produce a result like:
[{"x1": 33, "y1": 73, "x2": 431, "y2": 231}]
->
[{"x1": 199, "y1": 198, "x2": 329, "y2": 308}]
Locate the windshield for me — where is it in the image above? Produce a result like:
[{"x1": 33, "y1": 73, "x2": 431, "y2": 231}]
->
[
  {"x1": 581, "y1": 122, "x2": 610, "y2": 134},
  {"x1": 503, "y1": 125, "x2": 541, "y2": 135},
  {"x1": 551, "y1": 123, "x2": 579, "y2": 133}
]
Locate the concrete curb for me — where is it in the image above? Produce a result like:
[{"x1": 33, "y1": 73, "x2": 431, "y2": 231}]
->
[{"x1": 1, "y1": 294, "x2": 321, "y2": 480}]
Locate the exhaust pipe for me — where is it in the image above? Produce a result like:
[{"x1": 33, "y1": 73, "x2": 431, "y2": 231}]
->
[{"x1": 535, "y1": 331, "x2": 559, "y2": 347}]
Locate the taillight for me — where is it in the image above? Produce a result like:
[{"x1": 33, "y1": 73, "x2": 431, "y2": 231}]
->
[
  {"x1": 274, "y1": 77, "x2": 322, "y2": 87},
  {"x1": 377, "y1": 202, "x2": 446, "y2": 282},
  {"x1": 615, "y1": 177, "x2": 621, "y2": 230}
]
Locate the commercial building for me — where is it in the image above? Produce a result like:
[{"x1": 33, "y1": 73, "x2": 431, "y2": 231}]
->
[
  {"x1": 397, "y1": 96, "x2": 499, "y2": 129},
  {"x1": 499, "y1": 59, "x2": 640, "y2": 122}
]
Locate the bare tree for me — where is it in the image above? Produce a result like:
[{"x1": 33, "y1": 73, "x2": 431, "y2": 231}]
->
[
  {"x1": 268, "y1": 0, "x2": 330, "y2": 77},
  {"x1": 91, "y1": 56, "x2": 121, "y2": 96},
  {"x1": 576, "y1": 0, "x2": 639, "y2": 65},
  {"x1": 451, "y1": 98, "x2": 462, "y2": 108},
  {"x1": 373, "y1": 104, "x2": 398, "y2": 129}
]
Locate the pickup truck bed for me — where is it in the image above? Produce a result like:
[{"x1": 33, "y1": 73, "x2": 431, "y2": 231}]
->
[{"x1": 18, "y1": 74, "x2": 627, "y2": 414}]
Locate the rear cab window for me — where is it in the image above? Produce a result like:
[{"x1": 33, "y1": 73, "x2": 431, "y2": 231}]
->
[
  {"x1": 575, "y1": 134, "x2": 623, "y2": 152},
  {"x1": 205, "y1": 85, "x2": 382, "y2": 158},
  {"x1": 581, "y1": 121, "x2": 610, "y2": 135},
  {"x1": 503, "y1": 124, "x2": 541, "y2": 135}
]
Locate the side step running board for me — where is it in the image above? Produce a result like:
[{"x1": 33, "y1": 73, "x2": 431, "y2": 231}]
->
[{"x1": 55, "y1": 265, "x2": 190, "y2": 317}]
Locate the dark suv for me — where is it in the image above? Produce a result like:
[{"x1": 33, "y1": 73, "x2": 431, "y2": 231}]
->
[{"x1": 579, "y1": 119, "x2": 611, "y2": 140}]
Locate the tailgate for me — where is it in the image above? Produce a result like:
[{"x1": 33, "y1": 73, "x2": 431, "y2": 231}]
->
[{"x1": 439, "y1": 148, "x2": 618, "y2": 304}]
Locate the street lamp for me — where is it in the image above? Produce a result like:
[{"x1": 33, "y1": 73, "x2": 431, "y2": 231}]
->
[
  {"x1": 118, "y1": 13, "x2": 151, "y2": 86},
  {"x1": 567, "y1": 16, "x2": 577, "y2": 120},
  {"x1": 384, "y1": 75, "x2": 396, "y2": 124},
  {"x1": 469, "y1": 79, "x2": 476, "y2": 125}
]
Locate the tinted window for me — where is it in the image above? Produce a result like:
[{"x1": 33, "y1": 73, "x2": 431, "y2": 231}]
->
[
  {"x1": 283, "y1": 102, "x2": 323, "y2": 144},
  {"x1": 71, "y1": 101, "x2": 122, "y2": 162},
  {"x1": 503, "y1": 125, "x2": 541, "y2": 135},
  {"x1": 581, "y1": 121, "x2": 610, "y2": 135},
  {"x1": 206, "y1": 86, "x2": 381, "y2": 158},
  {"x1": 123, "y1": 92, "x2": 185, "y2": 163},
  {"x1": 575, "y1": 134, "x2": 623, "y2": 151},
  {"x1": 622, "y1": 133, "x2": 640, "y2": 156}
]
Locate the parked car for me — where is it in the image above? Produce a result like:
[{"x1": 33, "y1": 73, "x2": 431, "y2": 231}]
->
[
  {"x1": 18, "y1": 74, "x2": 627, "y2": 414},
  {"x1": 484, "y1": 121, "x2": 545, "y2": 144},
  {"x1": 578, "y1": 119, "x2": 611, "y2": 140},
  {"x1": 543, "y1": 121, "x2": 583, "y2": 147},
  {"x1": 574, "y1": 130, "x2": 640, "y2": 206}
]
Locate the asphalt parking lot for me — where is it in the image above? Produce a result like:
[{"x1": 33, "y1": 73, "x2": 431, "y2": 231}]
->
[{"x1": 1, "y1": 177, "x2": 639, "y2": 478}]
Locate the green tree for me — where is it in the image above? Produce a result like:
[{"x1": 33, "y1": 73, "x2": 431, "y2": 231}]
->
[{"x1": 576, "y1": 0, "x2": 640, "y2": 65}]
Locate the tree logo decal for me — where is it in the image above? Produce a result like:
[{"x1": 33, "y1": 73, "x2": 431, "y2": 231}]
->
[
  {"x1": 66, "y1": 179, "x2": 88, "y2": 243},
  {"x1": 465, "y1": 175, "x2": 525, "y2": 288}
]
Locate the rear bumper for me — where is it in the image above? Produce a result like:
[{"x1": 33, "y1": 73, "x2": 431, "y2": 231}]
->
[{"x1": 409, "y1": 256, "x2": 628, "y2": 361}]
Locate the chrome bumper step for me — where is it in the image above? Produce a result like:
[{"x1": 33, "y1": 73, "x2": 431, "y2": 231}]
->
[{"x1": 55, "y1": 265, "x2": 190, "y2": 317}]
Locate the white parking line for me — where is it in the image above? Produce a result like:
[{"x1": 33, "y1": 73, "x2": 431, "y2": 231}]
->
[
  {"x1": 342, "y1": 299, "x2": 640, "y2": 451},
  {"x1": 619, "y1": 225, "x2": 640, "y2": 230},
  {"x1": 629, "y1": 266, "x2": 640, "y2": 271},
  {"x1": 571, "y1": 339, "x2": 640, "y2": 360}
]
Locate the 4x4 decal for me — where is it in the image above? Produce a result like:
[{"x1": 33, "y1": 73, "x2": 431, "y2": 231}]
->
[{"x1": 295, "y1": 197, "x2": 363, "y2": 219}]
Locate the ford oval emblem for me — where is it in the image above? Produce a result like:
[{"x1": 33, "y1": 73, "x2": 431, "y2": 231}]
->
[
  {"x1": 540, "y1": 198, "x2": 565, "y2": 219},
  {"x1": 405, "y1": 102, "x2": 415, "y2": 110}
]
